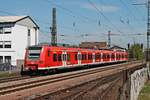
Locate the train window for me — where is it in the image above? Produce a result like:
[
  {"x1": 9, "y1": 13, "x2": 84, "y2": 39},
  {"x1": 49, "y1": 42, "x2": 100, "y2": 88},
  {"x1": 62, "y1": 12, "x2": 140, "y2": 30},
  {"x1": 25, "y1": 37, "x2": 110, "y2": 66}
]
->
[
  {"x1": 103, "y1": 54, "x2": 106, "y2": 59},
  {"x1": 48, "y1": 50, "x2": 50, "y2": 57},
  {"x1": 88, "y1": 54, "x2": 91, "y2": 60},
  {"x1": 53, "y1": 54, "x2": 57, "y2": 62},
  {"x1": 75, "y1": 54, "x2": 77, "y2": 60},
  {"x1": 123, "y1": 54, "x2": 125, "y2": 58},
  {"x1": 95, "y1": 54, "x2": 97, "y2": 59},
  {"x1": 67, "y1": 54, "x2": 70, "y2": 61},
  {"x1": 107, "y1": 55, "x2": 110, "y2": 59},
  {"x1": 88, "y1": 54, "x2": 90, "y2": 60},
  {"x1": 90, "y1": 54, "x2": 92, "y2": 60},
  {"x1": 99, "y1": 54, "x2": 101, "y2": 59},
  {"x1": 82, "y1": 54, "x2": 84, "y2": 60},
  {"x1": 116, "y1": 54, "x2": 118, "y2": 59},
  {"x1": 98, "y1": 54, "x2": 99, "y2": 59},
  {"x1": 112, "y1": 54, "x2": 115, "y2": 59},
  {"x1": 58, "y1": 54, "x2": 62, "y2": 61},
  {"x1": 125, "y1": 55, "x2": 127, "y2": 58},
  {"x1": 82, "y1": 54, "x2": 86, "y2": 60},
  {"x1": 85, "y1": 54, "x2": 87, "y2": 60},
  {"x1": 95, "y1": 54, "x2": 98, "y2": 59}
]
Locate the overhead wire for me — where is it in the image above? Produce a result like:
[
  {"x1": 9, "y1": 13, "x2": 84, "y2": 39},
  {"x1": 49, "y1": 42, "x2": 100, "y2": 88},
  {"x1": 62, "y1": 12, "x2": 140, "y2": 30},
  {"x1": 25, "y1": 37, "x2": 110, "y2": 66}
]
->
[
  {"x1": 87, "y1": 0, "x2": 123, "y2": 34},
  {"x1": 44, "y1": 0, "x2": 114, "y2": 30}
]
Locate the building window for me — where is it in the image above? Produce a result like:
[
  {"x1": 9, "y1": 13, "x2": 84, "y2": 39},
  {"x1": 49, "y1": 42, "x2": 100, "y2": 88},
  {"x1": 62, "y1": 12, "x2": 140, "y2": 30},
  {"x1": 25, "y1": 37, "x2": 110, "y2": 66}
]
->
[
  {"x1": 27, "y1": 29, "x2": 31, "y2": 46},
  {"x1": 0, "y1": 41, "x2": 3, "y2": 48},
  {"x1": 4, "y1": 41, "x2": 11, "y2": 48},
  {"x1": 0, "y1": 27, "x2": 3, "y2": 34},
  {"x1": 28, "y1": 29, "x2": 31, "y2": 36},
  {"x1": 0, "y1": 56, "x2": 3, "y2": 63},
  {"x1": 5, "y1": 56, "x2": 11, "y2": 64},
  {"x1": 4, "y1": 27, "x2": 11, "y2": 34}
]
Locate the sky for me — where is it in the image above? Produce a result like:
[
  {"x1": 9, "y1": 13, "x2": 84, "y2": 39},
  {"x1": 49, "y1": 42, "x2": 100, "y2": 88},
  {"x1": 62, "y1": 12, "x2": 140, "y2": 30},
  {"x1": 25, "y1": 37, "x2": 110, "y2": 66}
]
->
[{"x1": 0, "y1": 0, "x2": 147, "y2": 48}]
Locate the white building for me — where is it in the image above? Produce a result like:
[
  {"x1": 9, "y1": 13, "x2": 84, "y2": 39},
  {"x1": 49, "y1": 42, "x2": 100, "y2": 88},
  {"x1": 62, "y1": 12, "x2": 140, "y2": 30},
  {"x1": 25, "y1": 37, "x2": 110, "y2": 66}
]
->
[{"x1": 0, "y1": 16, "x2": 39, "y2": 66}]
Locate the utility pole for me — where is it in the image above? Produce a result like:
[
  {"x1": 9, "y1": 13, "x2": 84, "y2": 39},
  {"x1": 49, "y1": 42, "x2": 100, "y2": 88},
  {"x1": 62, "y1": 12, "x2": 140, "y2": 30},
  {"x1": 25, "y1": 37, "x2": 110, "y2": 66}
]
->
[
  {"x1": 133, "y1": 1, "x2": 150, "y2": 61},
  {"x1": 50, "y1": 8, "x2": 57, "y2": 46},
  {"x1": 147, "y1": 0, "x2": 150, "y2": 61},
  {"x1": 108, "y1": 30, "x2": 111, "y2": 48}
]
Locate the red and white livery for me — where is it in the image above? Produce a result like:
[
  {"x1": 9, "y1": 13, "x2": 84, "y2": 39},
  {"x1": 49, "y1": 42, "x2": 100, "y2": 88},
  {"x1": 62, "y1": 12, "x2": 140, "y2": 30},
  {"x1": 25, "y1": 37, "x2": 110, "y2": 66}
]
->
[{"x1": 22, "y1": 45, "x2": 128, "y2": 74}]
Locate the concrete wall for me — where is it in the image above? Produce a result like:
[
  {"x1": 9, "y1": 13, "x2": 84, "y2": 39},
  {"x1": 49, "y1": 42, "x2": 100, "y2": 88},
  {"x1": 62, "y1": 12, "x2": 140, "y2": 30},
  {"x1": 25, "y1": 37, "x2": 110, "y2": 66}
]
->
[{"x1": 130, "y1": 67, "x2": 149, "y2": 100}]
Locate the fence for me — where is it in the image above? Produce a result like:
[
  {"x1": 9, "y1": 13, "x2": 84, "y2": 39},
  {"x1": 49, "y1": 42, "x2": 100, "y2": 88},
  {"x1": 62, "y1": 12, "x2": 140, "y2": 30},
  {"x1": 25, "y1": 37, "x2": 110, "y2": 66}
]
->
[{"x1": 0, "y1": 63, "x2": 17, "y2": 71}]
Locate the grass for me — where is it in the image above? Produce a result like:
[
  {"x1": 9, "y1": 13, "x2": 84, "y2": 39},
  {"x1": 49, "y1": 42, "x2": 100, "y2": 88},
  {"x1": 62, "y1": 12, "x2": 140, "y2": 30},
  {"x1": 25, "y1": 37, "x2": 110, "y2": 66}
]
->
[
  {"x1": 138, "y1": 81, "x2": 150, "y2": 100},
  {"x1": 0, "y1": 71, "x2": 19, "y2": 78}
]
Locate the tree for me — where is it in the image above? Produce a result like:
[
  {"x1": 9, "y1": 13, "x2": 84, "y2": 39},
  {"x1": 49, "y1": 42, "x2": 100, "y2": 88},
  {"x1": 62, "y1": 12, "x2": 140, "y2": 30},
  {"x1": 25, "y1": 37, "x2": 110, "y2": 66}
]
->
[{"x1": 128, "y1": 44, "x2": 143, "y2": 60}]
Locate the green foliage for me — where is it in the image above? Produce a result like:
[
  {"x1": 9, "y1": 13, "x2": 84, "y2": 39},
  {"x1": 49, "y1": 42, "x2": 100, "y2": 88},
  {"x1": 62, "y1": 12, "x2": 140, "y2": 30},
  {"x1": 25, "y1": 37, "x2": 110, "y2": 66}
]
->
[
  {"x1": 138, "y1": 81, "x2": 150, "y2": 100},
  {"x1": 0, "y1": 71, "x2": 19, "y2": 78},
  {"x1": 128, "y1": 44, "x2": 143, "y2": 60}
]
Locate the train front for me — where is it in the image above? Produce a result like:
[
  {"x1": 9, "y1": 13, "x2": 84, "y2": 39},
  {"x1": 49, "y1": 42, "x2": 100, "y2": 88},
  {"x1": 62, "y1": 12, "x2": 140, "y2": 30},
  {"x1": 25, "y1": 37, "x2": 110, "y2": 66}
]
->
[{"x1": 22, "y1": 46, "x2": 45, "y2": 74}]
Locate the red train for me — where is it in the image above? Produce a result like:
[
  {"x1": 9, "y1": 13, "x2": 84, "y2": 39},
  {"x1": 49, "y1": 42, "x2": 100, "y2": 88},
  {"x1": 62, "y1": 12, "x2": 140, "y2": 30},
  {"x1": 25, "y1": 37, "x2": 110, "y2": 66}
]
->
[{"x1": 21, "y1": 45, "x2": 128, "y2": 74}]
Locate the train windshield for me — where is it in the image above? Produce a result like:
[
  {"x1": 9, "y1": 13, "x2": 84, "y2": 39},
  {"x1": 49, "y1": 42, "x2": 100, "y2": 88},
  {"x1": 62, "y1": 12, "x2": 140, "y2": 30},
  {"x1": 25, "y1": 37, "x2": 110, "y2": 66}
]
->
[{"x1": 27, "y1": 46, "x2": 42, "y2": 60}]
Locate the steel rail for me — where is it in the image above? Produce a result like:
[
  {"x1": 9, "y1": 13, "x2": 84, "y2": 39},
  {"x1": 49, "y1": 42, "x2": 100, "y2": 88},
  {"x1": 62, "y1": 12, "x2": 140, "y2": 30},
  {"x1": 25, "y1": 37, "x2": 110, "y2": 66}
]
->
[{"x1": 0, "y1": 61, "x2": 143, "y2": 96}]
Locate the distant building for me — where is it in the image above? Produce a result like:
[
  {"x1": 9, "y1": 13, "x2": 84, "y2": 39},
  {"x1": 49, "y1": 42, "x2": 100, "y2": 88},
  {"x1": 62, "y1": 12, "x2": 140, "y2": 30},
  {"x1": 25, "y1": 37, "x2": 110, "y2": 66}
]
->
[
  {"x1": 0, "y1": 16, "x2": 39, "y2": 66},
  {"x1": 79, "y1": 42, "x2": 108, "y2": 49},
  {"x1": 110, "y1": 45, "x2": 127, "y2": 51}
]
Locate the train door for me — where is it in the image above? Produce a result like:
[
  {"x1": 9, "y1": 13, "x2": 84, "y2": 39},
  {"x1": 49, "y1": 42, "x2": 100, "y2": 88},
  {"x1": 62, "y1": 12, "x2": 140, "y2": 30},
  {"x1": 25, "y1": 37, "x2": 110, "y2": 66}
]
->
[
  {"x1": 62, "y1": 51, "x2": 67, "y2": 67},
  {"x1": 109, "y1": 53, "x2": 111, "y2": 62},
  {"x1": 115, "y1": 52, "x2": 117, "y2": 61},
  {"x1": 78, "y1": 52, "x2": 81, "y2": 65},
  {"x1": 101, "y1": 52, "x2": 103, "y2": 62},
  {"x1": 92, "y1": 53, "x2": 95, "y2": 63}
]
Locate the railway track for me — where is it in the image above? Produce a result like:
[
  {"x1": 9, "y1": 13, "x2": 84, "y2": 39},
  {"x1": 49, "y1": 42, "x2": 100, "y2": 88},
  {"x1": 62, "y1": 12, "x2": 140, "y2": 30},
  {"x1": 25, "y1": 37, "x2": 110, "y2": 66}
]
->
[
  {"x1": 0, "y1": 62, "x2": 125, "y2": 84},
  {"x1": 56, "y1": 73, "x2": 121, "y2": 100},
  {"x1": 0, "y1": 61, "x2": 143, "y2": 97},
  {"x1": 0, "y1": 61, "x2": 142, "y2": 84},
  {"x1": 100, "y1": 76, "x2": 121, "y2": 100},
  {"x1": 32, "y1": 73, "x2": 121, "y2": 100},
  {"x1": 0, "y1": 76, "x2": 31, "y2": 83}
]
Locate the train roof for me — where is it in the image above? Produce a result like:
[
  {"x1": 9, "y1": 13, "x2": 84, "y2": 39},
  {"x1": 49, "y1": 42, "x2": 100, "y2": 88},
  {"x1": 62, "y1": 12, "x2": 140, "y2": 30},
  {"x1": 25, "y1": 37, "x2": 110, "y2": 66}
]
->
[{"x1": 27, "y1": 45, "x2": 127, "y2": 53}]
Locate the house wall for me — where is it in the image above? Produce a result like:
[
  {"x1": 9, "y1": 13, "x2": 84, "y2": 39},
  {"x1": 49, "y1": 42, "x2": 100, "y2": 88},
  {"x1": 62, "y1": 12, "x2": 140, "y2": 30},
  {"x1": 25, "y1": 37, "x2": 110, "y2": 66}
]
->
[
  {"x1": 0, "y1": 21, "x2": 39, "y2": 67},
  {"x1": 12, "y1": 24, "x2": 38, "y2": 66}
]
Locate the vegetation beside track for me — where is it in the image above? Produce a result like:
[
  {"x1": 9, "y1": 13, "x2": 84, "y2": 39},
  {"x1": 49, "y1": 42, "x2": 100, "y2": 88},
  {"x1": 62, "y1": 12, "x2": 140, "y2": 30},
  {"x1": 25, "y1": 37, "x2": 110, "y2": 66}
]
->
[
  {"x1": 128, "y1": 44, "x2": 143, "y2": 60},
  {"x1": 0, "y1": 71, "x2": 19, "y2": 78},
  {"x1": 138, "y1": 81, "x2": 150, "y2": 100}
]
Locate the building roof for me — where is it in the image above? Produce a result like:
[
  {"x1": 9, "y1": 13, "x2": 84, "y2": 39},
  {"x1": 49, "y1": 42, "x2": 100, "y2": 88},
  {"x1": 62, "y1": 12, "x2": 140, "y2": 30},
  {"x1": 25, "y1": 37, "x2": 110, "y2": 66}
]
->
[
  {"x1": 110, "y1": 45, "x2": 127, "y2": 51},
  {"x1": 0, "y1": 16, "x2": 26, "y2": 23},
  {"x1": 0, "y1": 16, "x2": 39, "y2": 28},
  {"x1": 79, "y1": 42, "x2": 108, "y2": 49}
]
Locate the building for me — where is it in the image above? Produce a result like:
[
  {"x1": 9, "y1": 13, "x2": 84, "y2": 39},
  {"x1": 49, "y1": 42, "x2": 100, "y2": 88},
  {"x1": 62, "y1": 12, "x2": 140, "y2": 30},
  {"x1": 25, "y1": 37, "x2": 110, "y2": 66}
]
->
[
  {"x1": 0, "y1": 16, "x2": 39, "y2": 67},
  {"x1": 110, "y1": 45, "x2": 127, "y2": 51},
  {"x1": 79, "y1": 42, "x2": 108, "y2": 49}
]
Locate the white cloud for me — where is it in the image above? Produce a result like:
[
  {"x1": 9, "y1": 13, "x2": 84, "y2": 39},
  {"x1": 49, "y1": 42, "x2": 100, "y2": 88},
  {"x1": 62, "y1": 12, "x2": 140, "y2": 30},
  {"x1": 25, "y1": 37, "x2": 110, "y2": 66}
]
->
[{"x1": 82, "y1": 3, "x2": 119, "y2": 13}]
